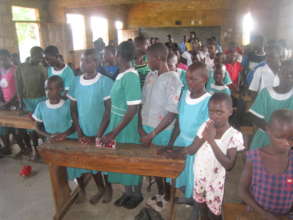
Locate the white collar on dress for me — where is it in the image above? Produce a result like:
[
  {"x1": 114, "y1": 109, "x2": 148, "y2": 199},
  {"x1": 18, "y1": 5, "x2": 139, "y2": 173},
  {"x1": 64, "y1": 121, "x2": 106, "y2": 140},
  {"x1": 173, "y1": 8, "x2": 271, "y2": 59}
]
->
[
  {"x1": 116, "y1": 68, "x2": 138, "y2": 80},
  {"x1": 211, "y1": 84, "x2": 228, "y2": 90},
  {"x1": 267, "y1": 87, "x2": 293, "y2": 101},
  {"x1": 51, "y1": 64, "x2": 67, "y2": 75},
  {"x1": 80, "y1": 73, "x2": 101, "y2": 86},
  {"x1": 45, "y1": 99, "x2": 65, "y2": 109},
  {"x1": 185, "y1": 90, "x2": 211, "y2": 105}
]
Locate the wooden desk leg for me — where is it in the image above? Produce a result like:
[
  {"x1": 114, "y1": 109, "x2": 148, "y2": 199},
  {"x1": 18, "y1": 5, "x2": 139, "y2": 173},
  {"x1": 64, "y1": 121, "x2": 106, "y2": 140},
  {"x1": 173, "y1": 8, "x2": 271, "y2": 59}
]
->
[
  {"x1": 169, "y1": 178, "x2": 176, "y2": 220},
  {"x1": 48, "y1": 164, "x2": 71, "y2": 220}
]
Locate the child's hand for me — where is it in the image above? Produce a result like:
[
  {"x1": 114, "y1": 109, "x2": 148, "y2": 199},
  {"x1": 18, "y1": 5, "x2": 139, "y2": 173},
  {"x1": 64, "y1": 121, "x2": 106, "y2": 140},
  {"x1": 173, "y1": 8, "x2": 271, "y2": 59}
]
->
[
  {"x1": 101, "y1": 132, "x2": 115, "y2": 146},
  {"x1": 157, "y1": 147, "x2": 185, "y2": 159},
  {"x1": 138, "y1": 128, "x2": 147, "y2": 138},
  {"x1": 140, "y1": 133, "x2": 154, "y2": 146},
  {"x1": 78, "y1": 136, "x2": 93, "y2": 145},
  {"x1": 202, "y1": 120, "x2": 216, "y2": 144},
  {"x1": 50, "y1": 133, "x2": 67, "y2": 142}
]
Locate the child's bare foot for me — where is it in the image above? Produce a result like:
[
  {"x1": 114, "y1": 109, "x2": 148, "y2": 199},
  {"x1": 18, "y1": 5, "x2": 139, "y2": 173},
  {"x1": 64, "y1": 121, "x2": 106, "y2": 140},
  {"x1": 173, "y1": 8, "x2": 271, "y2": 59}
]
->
[
  {"x1": 102, "y1": 185, "x2": 113, "y2": 203},
  {"x1": 75, "y1": 191, "x2": 87, "y2": 204},
  {"x1": 89, "y1": 190, "x2": 105, "y2": 205}
]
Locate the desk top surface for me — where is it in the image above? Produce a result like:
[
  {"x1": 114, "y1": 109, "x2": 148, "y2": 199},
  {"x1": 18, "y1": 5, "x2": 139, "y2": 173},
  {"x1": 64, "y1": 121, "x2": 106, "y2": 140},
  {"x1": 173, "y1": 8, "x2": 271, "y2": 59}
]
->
[
  {"x1": 0, "y1": 110, "x2": 35, "y2": 129},
  {"x1": 39, "y1": 140, "x2": 185, "y2": 178}
]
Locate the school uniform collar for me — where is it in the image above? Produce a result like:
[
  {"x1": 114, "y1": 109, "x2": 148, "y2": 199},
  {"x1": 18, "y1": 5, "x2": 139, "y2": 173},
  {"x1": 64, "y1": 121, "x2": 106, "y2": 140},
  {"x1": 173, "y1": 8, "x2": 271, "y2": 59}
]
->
[
  {"x1": 46, "y1": 99, "x2": 65, "y2": 109},
  {"x1": 116, "y1": 67, "x2": 138, "y2": 80},
  {"x1": 185, "y1": 90, "x2": 211, "y2": 105},
  {"x1": 80, "y1": 73, "x2": 101, "y2": 86},
  {"x1": 51, "y1": 64, "x2": 67, "y2": 75},
  {"x1": 267, "y1": 87, "x2": 293, "y2": 101},
  {"x1": 211, "y1": 84, "x2": 228, "y2": 90}
]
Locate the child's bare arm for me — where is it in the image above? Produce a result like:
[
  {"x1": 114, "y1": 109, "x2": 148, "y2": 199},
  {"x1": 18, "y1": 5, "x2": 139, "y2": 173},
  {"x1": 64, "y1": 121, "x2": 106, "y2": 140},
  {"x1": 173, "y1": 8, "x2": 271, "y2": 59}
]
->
[
  {"x1": 35, "y1": 122, "x2": 50, "y2": 138},
  {"x1": 141, "y1": 112, "x2": 177, "y2": 145},
  {"x1": 70, "y1": 100, "x2": 83, "y2": 138},
  {"x1": 238, "y1": 160, "x2": 276, "y2": 219},
  {"x1": 137, "y1": 105, "x2": 147, "y2": 137},
  {"x1": 185, "y1": 137, "x2": 205, "y2": 155},
  {"x1": 168, "y1": 118, "x2": 180, "y2": 146},
  {"x1": 96, "y1": 99, "x2": 111, "y2": 138}
]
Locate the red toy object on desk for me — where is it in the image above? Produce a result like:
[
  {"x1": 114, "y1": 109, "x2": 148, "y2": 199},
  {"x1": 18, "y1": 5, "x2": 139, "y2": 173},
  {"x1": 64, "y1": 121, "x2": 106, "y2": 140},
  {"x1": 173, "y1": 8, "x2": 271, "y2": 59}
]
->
[
  {"x1": 96, "y1": 138, "x2": 116, "y2": 149},
  {"x1": 19, "y1": 165, "x2": 32, "y2": 177}
]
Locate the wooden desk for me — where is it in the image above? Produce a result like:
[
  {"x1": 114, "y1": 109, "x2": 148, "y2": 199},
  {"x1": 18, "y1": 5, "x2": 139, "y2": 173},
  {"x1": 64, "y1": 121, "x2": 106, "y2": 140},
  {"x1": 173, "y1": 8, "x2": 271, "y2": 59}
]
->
[
  {"x1": 39, "y1": 140, "x2": 185, "y2": 220},
  {"x1": 0, "y1": 110, "x2": 35, "y2": 130}
]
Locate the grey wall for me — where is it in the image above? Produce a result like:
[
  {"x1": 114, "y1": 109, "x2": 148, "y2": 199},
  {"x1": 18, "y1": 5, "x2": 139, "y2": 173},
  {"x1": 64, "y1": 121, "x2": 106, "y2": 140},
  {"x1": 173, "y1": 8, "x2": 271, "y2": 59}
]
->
[{"x1": 140, "y1": 26, "x2": 221, "y2": 44}]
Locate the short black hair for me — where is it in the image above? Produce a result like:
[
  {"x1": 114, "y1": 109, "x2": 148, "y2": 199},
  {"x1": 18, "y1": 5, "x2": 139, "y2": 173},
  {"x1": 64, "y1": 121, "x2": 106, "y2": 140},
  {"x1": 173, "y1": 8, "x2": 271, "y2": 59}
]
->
[
  {"x1": 30, "y1": 46, "x2": 43, "y2": 56},
  {"x1": 147, "y1": 43, "x2": 168, "y2": 62},
  {"x1": 47, "y1": 75, "x2": 64, "y2": 89},
  {"x1": 209, "y1": 92, "x2": 233, "y2": 108},
  {"x1": 269, "y1": 109, "x2": 293, "y2": 127},
  {"x1": 0, "y1": 49, "x2": 10, "y2": 57},
  {"x1": 117, "y1": 41, "x2": 135, "y2": 62},
  {"x1": 44, "y1": 45, "x2": 59, "y2": 57},
  {"x1": 134, "y1": 35, "x2": 147, "y2": 46}
]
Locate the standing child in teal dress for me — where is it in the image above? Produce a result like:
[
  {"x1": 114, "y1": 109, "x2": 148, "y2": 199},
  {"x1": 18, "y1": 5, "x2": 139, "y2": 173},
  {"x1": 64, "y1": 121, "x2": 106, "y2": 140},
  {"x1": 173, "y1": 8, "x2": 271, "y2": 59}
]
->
[
  {"x1": 32, "y1": 76, "x2": 75, "y2": 142},
  {"x1": 44, "y1": 45, "x2": 75, "y2": 93},
  {"x1": 249, "y1": 59, "x2": 293, "y2": 150},
  {"x1": 207, "y1": 64, "x2": 231, "y2": 96},
  {"x1": 101, "y1": 41, "x2": 143, "y2": 209},
  {"x1": 139, "y1": 43, "x2": 183, "y2": 211},
  {"x1": 167, "y1": 63, "x2": 211, "y2": 200},
  {"x1": 67, "y1": 49, "x2": 114, "y2": 204}
]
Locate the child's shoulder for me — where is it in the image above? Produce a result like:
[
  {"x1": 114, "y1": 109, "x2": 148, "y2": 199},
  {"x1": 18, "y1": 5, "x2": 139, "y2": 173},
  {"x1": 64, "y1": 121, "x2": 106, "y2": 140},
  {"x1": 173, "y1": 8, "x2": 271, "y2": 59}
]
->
[{"x1": 116, "y1": 68, "x2": 139, "y2": 80}]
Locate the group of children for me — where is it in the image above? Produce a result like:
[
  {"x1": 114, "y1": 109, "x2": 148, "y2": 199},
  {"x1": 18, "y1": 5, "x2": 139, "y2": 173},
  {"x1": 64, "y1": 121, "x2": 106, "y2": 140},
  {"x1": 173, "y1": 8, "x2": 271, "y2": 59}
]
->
[{"x1": 0, "y1": 32, "x2": 292, "y2": 219}]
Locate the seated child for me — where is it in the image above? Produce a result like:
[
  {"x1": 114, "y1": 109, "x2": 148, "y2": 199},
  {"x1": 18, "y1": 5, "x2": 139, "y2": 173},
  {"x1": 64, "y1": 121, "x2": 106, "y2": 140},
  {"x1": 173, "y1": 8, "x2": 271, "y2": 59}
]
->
[
  {"x1": 207, "y1": 64, "x2": 231, "y2": 96},
  {"x1": 249, "y1": 60, "x2": 293, "y2": 150},
  {"x1": 100, "y1": 45, "x2": 119, "y2": 80},
  {"x1": 167, "y1": 62, "x2": 211, "y2": 200},
  {"x1": 44, "y1": 45, "x2": 75, "y2": 92},
  {"x1": 67, "y1": 48, "x2": 113, "y2": 204},
  {"x1": 101, "y1": 41, "x2": 143, "y2": 209},
  {"x1": 162, "y1": 93, "x2": 244, "y2": 219},
  {"x1": 133, "y1": 35, "x2": 151, "y2": 88},
  {"x1": 139, "y1": 43, "x2": 183, "y2": 210},
  {"x1": 0, "y1": 49, "x2": 17, "y2": 155},
  {"x1": 33, "y1": 75, "x2": 74, "y2": 142},
  {"x1": 239, "y1": 109, "x2": 293, "y2": 219}
]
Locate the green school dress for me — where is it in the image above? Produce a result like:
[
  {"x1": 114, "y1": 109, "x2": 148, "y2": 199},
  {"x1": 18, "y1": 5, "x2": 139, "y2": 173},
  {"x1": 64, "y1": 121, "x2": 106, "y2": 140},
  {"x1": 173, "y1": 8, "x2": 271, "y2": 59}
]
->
[
  {"x1": 107, "y1": 68, "x2": 142, "y2": 186},
  {"x1": 249, "y1": 88, "x2": 293, "y2": 149}
]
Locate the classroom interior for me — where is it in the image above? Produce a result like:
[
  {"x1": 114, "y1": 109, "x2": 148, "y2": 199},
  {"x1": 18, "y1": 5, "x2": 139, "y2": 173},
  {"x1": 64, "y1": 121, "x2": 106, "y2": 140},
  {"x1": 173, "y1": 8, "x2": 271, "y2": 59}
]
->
[{"x1": 0, "y1": 0, "x2": 292, "y2": 220}]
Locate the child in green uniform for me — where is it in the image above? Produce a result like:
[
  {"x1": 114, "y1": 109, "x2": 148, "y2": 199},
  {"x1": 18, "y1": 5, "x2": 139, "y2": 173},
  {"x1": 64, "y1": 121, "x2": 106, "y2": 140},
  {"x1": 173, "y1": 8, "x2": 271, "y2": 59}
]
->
[
  {"x1": 101, "y1": 41, "x2": 143, "y2": 209},
  {"x1": 15, "y1": 46, "x2": 47, "y2": 158},
  {"x1": 134, "y1": 35, "x2": 151, "y2": 88},
  {"x1": 207, "y1": 64, "x2": 231, "y2": 96},
  {"x1": 44, "y1": 45, "x2": 75, "y2": 93},
  {"x1": 249, "y1": 60, "x2": 293, "y2": 149}
]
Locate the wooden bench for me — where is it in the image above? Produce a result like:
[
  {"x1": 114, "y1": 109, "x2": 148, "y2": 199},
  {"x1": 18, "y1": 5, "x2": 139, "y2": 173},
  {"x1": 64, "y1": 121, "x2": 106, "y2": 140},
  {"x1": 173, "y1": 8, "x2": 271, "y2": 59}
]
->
[
  {"x1": 223, "y1": 203, "x2": 290, "y2": 220},
  {"x1": 39, "y1": 140, "x2": 185, "y2": 220},
  {"x1": 0, "y1": 110, "x2": 35, "y2": 130}
]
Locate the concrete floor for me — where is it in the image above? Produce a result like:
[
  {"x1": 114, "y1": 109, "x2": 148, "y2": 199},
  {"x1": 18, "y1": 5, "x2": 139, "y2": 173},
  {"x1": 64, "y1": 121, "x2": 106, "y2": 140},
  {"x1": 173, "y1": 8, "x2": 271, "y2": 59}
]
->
[{"x1": 0, "y1": 153, "x2": 244, "y2": 220}]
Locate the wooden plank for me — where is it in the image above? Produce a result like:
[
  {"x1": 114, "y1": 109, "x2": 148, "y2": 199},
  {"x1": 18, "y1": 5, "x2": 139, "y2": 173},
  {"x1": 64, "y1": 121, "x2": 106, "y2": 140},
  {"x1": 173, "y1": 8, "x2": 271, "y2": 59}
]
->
[
  {"x1": 39, "y1": 140, "x2": 185, "y2": 179},
  {"x1": 0, "y1": 110, "x2": 35, "y2": 130}
]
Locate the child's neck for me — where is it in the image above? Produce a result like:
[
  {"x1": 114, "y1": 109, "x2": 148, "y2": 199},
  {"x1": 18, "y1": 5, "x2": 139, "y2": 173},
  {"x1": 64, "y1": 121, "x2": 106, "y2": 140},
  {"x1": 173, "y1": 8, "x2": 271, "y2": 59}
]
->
[
  {"x1": 215, "y1": 122, "x2": 230, "y2": 138},
  {"x1": 158, "y1": 63, "x2": 169, "y2": 75},
  {"x1": 215, "y1": 81, "x2": 224, "y2": 86},
  {"x1": 105, "y1": 60, "x2": 114, "y2": 66},
  {"x1": 84, "y1": 71, "x2": 97, "y2": 80},
  {"x1": 119, "y1": 63, "x2": 131, "y2": 73},
  {"x1": 190, "y1": 89, "x2": 206, "y2": 98},
  {"x1": 54, "y1": 62, "x2": 65, "y2": 71},
  {"x1": 273, "y1": 84, "x2": 292, "y2": 94},
  {"x1": 49, "y1": 97, "x2": 61, "y2": 105}
]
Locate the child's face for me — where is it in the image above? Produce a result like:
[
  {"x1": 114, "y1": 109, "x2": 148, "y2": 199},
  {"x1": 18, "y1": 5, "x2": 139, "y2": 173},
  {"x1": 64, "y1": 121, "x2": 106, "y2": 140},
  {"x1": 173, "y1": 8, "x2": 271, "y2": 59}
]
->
[
  {"x1": 214, "y1": 70, "x2": 224, "y2": 85},
  {"x1": 135, "y1": 42, "x2": 148, "y2": 55},
  {"x1": 45, "y1": 54, "x2": 59, "y2": 67},
  {"x1": 167, "y1": 56, "x2": 178, "y2": 72},
  {"x1": 147, "y1": 52, "x2": 160, "y2": 71},
  {"x1": 267, "y1": 120, "x2": 293, "y2": 152},
  {"x1": 186, "y1": 68, "x2": 207, "y2": 92},
  {"x1": 0, "y1": 55, "x2": 11, "y2": 69},
  {"x1": 208, "y1": 44, "x2": 216, "y2": 56},
  {"x1": 104, "y1": 49, "x2": 115, "y2": 64},
  {"x1": 80, "y1": 54, "x2": 97, "y2": 73},
  {"x1": 31, "y1": 51, "x2": 44, "y2": 64},
  {"x1": 208, "y1": 100, "x2": 232, "y2": 128},
  {"x1": 46, "y1": 81, "x2": 62, "y2": 101}
]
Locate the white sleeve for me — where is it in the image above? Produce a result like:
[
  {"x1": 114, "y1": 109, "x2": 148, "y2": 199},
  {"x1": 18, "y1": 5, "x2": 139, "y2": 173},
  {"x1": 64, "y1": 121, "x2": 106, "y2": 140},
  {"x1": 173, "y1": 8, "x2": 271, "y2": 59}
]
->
[{"x1": 249, "y1": 68, "x2": 261, "y2": 92}]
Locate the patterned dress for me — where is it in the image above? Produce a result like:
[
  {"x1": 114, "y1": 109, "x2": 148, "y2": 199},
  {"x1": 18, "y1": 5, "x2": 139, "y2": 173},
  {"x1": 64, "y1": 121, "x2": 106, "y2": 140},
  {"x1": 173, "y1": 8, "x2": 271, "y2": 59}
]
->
[
  {"x1": 193, "y1": 122, "x2": 244, "y2": 215},
  {"x1": 247, "y1": 149, "x2": 293, "y2": 216}
]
